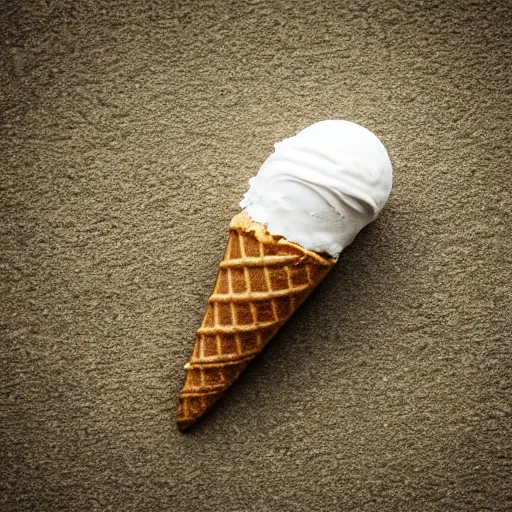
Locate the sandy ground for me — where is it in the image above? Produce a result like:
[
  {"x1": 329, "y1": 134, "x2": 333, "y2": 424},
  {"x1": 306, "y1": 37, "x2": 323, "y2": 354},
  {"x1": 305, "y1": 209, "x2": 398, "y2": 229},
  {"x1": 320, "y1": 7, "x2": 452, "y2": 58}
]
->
[{"x1": 1, "y1": 1, "x2": 511, "y2": 510}]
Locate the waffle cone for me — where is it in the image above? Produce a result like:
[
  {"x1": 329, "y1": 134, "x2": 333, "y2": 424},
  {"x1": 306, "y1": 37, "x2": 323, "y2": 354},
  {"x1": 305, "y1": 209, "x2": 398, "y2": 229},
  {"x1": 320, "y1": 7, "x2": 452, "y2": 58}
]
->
[{"x1": 176, "y1": 211, "x2": 335, "y2": 431}]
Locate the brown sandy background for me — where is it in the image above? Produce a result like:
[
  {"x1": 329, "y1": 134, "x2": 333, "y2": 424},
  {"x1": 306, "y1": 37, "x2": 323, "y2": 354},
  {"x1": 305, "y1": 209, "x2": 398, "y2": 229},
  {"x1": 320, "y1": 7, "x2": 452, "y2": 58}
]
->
[{"x1": 1, "y1": 1, "x2": 511, "y2": 510}]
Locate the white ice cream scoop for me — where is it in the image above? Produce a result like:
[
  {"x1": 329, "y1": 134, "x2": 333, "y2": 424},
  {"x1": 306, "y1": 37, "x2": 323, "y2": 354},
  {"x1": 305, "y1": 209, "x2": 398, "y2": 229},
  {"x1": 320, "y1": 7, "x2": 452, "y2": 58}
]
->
[{"x1": 239, "y1": 120, "x2": 393, "y2": 259}]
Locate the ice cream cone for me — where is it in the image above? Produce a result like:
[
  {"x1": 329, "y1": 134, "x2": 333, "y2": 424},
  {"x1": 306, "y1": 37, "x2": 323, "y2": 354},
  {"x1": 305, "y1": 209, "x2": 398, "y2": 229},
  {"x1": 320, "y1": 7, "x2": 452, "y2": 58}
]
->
[
  {"x1": 176, "y1": 120, "x2": 393, "y2": 431},
  {"x1": 176, "y1": 211, "x2": 335, "y2": 432}
]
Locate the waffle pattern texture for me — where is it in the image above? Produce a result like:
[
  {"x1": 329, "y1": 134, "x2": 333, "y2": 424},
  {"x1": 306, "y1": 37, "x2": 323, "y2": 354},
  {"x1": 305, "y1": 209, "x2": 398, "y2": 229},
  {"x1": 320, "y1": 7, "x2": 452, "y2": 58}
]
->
[{"x1": 177, "y1": 212, "x2": 335, "y2": 431}]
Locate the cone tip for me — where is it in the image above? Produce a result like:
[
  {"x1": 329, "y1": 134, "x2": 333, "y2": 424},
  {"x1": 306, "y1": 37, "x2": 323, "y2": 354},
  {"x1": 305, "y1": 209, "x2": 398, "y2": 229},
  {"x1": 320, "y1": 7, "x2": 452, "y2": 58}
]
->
[{"x1": 176, "y1": 416, "x2": 194, "y2": 433}]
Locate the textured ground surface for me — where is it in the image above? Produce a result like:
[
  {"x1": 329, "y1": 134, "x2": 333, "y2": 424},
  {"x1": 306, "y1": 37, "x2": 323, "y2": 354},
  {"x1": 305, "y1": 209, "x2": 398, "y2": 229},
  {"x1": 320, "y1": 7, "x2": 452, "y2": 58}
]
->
[{"x1": 1, "y1": 1, "x2": 511, "y2": 511}]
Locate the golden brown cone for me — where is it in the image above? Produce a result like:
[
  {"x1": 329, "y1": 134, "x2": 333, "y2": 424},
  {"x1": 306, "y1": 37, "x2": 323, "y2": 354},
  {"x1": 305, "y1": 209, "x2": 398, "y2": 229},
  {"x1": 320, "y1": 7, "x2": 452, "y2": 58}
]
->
[{"x1": 176, "y1": 211, "x2": 336, "y2": 432}]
